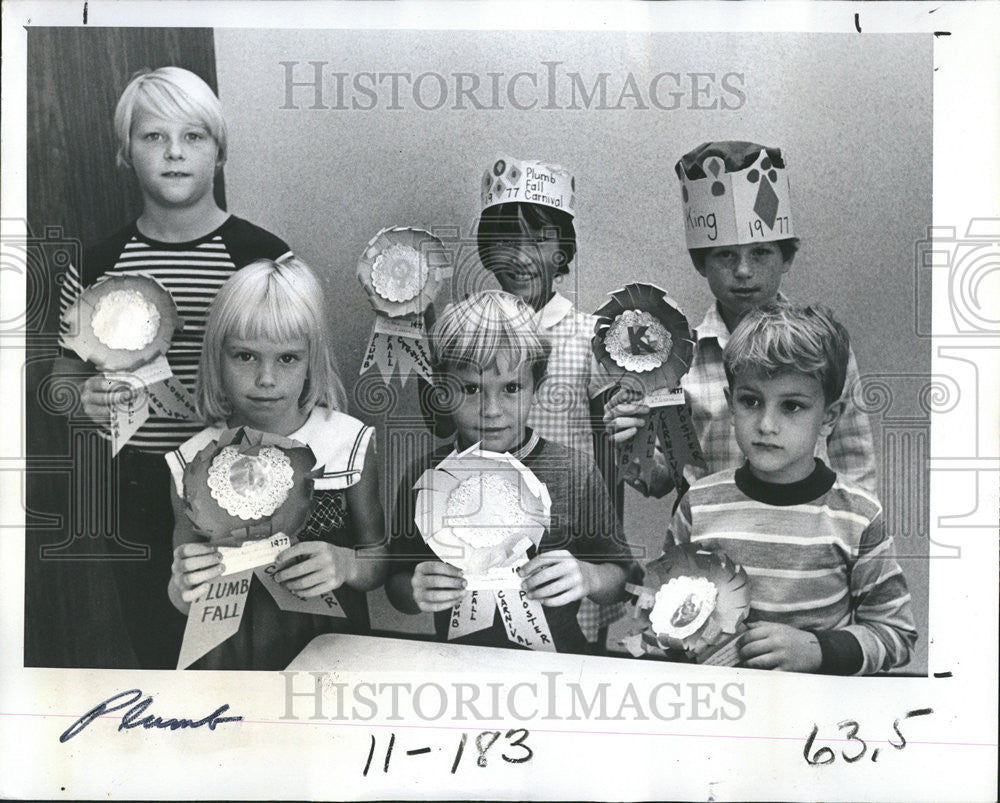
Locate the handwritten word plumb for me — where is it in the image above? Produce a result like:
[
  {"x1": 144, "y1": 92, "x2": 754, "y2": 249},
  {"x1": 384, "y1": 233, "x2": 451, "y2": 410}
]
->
[{"x1": 60, "y1": 689, "x2": 242, "y2": 742}]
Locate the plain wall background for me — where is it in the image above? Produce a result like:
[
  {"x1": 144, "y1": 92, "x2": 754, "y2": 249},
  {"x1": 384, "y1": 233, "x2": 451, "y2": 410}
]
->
[{"x1": 214, "y1": 30, "x2": 931, "y2": 670}]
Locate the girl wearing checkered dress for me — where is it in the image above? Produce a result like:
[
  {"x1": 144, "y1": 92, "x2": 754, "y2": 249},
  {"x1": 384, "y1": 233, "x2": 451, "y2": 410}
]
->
[{"x1": 166, "y1": 258, "x2": 386, "y2": 670}]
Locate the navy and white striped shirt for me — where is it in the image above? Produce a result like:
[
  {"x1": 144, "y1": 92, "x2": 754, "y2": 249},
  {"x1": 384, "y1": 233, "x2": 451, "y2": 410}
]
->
[{"x1": 59, "y1": 216, "x2": 291, "y2": 453}]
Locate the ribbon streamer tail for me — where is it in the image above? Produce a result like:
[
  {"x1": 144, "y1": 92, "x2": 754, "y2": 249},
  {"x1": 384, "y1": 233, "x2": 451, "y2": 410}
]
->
[
  {"x1": 697, "y1": 631, "x2": 743, "y2": 667},
  {"x1": 495, "y1": 589, "x2": 556, "y2": 652},
  {"x1": 654, "y1": 403, "x2": 706, "y2": 489},
  {"x1": 108, "y1": 370, "x2": 197, "y2": 456},
  {"x1": 361, "y1": 314, "x2": 434, "y2": 384},
  {"x1": 393, "y1": 338, "x2": 417, "y2": 385},
  {"x1": 177, "y1": 569, "x2": 253, "y2": 669},
  {"x1": 448, "y1": 590, "x2": 495, "y2": 640},
  {"x1": 255, "y1": 565, "x2": 346, "y2": 617},
  {"x1": 146, "y1": 376, "x2": 199, "y2": 421},
  {"x1": 360, "y1": 330, "x2": 434, "y2": 386},
  {"x1": 395, "y1": 334, "x2": 435, "y2": 384},
  {"x1": 617, "y1": 417, "x2": 660, "y2": 489},
  {"x1": 360, "y1": 329, "x2": 396, "y2": 382},
  {"x1": 110, "y1": 397, "x2": 150, "y2": 457}
]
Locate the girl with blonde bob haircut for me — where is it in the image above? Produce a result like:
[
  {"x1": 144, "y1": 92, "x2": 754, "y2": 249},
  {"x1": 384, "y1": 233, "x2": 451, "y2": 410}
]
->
[
  {"x1": 171, "y1": 256, "x2": 385, "y2": 671},
  {"x1": 114, "y1": 65, "x2": 228, "y2": 169},
  {"x1": 196, "y1": 257, "x2": 347, "y2": 422}
]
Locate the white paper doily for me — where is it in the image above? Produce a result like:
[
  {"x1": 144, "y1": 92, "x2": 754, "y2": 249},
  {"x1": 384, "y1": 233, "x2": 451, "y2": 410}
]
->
[
  {"x1": 90, "y1": 288, "x2": 161, "y2": 351},
  {"x1": 207, "y1": 445, "x2": 295, "y2": 520},
  {"x1": 605, "y1": 309, "x2": 673, "y2": 373},
  {"x1": 370, "y1": 243, "x2": 429, "y2": 303},
  {"x1": 445, "y1": 473, "x2": 531, "y2": 548}
]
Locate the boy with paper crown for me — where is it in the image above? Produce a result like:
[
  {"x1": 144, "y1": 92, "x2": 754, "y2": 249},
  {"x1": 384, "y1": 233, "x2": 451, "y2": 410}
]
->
[
  {"x1": 476, "y1": 156, "x2": 626, "y2": 650},
  {"x1": 605, "y1": 141, "x2": 876, "y2": 498}
]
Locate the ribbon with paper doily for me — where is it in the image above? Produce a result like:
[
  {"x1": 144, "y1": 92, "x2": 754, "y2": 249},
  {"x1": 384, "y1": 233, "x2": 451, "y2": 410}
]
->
[
  {"x1": 356, "y1": 226, "x2": 448, "y2": 384},
  {"x1": 59, "y1": 274, "x2": 198, "y2": 455},
  {"x1": 176, "y1": 427, "x2": 347, "y2": 669},
  {"x1": 592, "y1": 283, "x2": 705, "y2": 490},
  {"x1": 413, "y1": 443, "x2": 557, "y2": 651},
  {"x1": 622, "y1": 544, "x2": 751, "y2": 666}
]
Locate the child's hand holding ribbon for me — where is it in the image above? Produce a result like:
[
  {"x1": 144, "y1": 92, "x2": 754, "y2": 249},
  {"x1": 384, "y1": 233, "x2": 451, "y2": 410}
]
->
[
  {"x1": 411, "y1": 561, "x2": 468, "y2": 613},
  {"x1": 272, "y1": 541, "x2": 360, "y2": 599},
  {"x1": 170, "y1": 542, "x2": 222, "y2": 604}
]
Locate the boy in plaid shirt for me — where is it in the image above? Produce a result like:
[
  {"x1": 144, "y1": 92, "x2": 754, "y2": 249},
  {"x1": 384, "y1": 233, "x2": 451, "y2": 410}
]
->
[{"x1": 605, "y1": 141, "x2": 875, "y2": 498}]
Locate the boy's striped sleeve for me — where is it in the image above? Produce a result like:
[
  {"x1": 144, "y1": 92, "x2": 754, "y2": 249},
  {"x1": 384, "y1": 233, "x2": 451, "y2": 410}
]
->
[
  {"x1": 842, "y1": 512, "x2": 918, "y2": 674},
  {"x1": 58, "y1": 258, "x2": 87, "y2": 350},
  {"x1": 59, "y1": 259, "x2": 84, "y2": 321}
]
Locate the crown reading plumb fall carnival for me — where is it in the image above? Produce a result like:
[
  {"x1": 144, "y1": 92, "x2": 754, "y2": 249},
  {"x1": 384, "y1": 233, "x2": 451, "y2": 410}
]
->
[{"x1": 481, "y1": 156, "x2": 576, "y2": 217}]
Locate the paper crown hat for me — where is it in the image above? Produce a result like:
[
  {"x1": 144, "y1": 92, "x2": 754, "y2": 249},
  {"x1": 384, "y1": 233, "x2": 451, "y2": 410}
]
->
[
  {"x1": 675, "y1": 141, "x2": 795, "y2": 249},
  {"x1": 480, "y1": 156, "x2": 576, "y2": 217}
]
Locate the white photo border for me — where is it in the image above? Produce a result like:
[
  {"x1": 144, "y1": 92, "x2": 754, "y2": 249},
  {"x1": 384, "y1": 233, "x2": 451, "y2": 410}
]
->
[{"x1": 1, "y1": 2, "x2": 997, "y2": 800}]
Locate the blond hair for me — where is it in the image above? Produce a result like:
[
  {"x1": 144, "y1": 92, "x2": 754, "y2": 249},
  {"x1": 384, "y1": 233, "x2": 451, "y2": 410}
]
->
[
  {"x1": 430, "y1": 291, "x2": 549, "y2": 385},
  {"x1": 197, "y1": 258, "x2": 347, "y2": 421},
  {"x1": 724, "y1": 300, "x2": 851, "y2": 405},
  {"x1": 114, "y1": 66, "x2": 228, "y2": 169}
]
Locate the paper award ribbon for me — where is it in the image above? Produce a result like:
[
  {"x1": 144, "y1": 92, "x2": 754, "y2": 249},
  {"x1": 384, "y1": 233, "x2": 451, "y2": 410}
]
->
[
  {"x1": 592, "y1": 283, "x2": 705, "y2": 490},
  {"x1": 176, "y1": 534, "x2": 347, "y2": 670},
  {"x1": 413, "y1": 443, "x2": 556, "y2": 652},
  {"x1": 60, "y1": 274, "x2": 197, "y2": 455},
  {"x1": 621, "y1": 544, "x2": 750, "y2": 666},
  {"x1": 356, "y1": 226, "x2": 447, "y2": 384},
  {"x1": 181, "y1": 427, "x2": 316, "y2": 542},
  {"x1": 175, "y1": 426, "x2": 348, "y2": 669},
  {"x1": 178, "y1": 567, "x2": 255, "y2": 669}
]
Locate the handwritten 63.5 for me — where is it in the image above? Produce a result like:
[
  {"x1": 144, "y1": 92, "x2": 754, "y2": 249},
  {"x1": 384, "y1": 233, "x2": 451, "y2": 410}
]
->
[{"x1": 803, "y1": 708, "x2": 933, "y2": 765}]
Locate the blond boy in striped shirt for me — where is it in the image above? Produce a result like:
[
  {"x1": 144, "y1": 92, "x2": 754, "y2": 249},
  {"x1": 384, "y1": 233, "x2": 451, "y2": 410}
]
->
[
  {"x1": 55, "y1": 67, "x2": 291, "y2": 668},
  {"x1": 667, "y1": 302, "x2": 916, "y2": 674}
]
